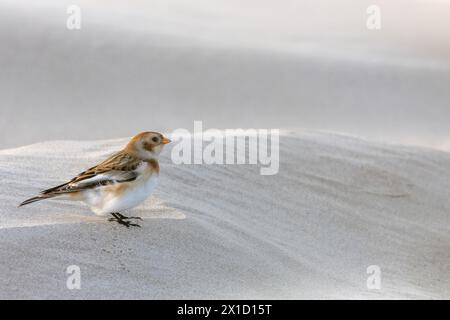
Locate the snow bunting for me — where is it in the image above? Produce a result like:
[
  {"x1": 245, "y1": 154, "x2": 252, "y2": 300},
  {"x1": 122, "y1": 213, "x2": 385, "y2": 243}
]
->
[{"x1": 19, "y1": 132, "x2": 171, "y2": 228}]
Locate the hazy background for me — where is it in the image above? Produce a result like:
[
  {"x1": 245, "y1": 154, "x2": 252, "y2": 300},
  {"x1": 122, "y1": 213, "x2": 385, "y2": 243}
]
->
[{"x1": 1, "y1": 0, "x2": 449, "y2": 149}]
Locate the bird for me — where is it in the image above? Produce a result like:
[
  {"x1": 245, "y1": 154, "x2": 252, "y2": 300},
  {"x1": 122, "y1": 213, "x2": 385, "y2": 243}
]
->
[{"x1": 19, "y1": 132, "x2": 171, "y2": 228}]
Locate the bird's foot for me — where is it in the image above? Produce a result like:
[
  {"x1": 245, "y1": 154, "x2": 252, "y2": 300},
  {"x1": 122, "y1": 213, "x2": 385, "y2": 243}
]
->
[
  {"x1": 113, "y1": 212, "x2": 142, "y2": 220},
  {"x1": 108, "y1": 213, "x2": 141, "y2": 228}
]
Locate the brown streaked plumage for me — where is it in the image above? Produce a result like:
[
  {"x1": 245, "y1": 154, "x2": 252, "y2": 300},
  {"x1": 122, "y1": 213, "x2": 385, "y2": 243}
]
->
[{"x1": 19, "y1": 132, "x2": 171, "y2": 227}]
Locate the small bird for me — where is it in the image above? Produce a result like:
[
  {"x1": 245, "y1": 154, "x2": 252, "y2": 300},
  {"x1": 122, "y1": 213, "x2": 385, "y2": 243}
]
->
[{"x1": 19, "y1": 132, "x2": 171, "y2": 228}]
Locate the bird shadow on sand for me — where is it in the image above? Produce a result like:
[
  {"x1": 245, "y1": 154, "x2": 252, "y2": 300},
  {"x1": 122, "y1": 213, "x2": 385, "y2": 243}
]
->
[{"x1": 1, "y1": 197, "x2": 185, "y2": 230}]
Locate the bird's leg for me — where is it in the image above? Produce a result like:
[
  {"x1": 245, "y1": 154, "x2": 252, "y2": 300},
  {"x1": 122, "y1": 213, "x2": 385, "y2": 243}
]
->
[
  {"x1": 114, "y1": 212, "x2": 142, "y2": 220},
  {"x1": 108, "y1": 212, "x2": 141, "y2": 228}
]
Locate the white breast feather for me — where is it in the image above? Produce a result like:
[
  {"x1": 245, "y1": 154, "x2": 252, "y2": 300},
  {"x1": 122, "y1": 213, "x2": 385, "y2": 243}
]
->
[{"x1": 82, "y1": 162, "x2": 159, "y2": 215}]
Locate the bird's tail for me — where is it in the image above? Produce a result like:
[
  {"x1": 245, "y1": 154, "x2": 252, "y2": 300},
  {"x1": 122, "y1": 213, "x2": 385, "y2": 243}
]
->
[{"x1": 19, "y1": 194, "x2": 55, "y2": 207}]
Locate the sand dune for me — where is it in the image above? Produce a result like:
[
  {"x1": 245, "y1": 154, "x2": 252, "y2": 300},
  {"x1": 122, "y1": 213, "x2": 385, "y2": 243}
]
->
[
  {"x1": 1, "y1": 0, "x2": 449, "y2": 300},
  {"x1": 1, "y1": 0, "x2": 450, "y2": 150},
  {"x1": 0, "y1": 131, "x2": 449, "y2": 299}
]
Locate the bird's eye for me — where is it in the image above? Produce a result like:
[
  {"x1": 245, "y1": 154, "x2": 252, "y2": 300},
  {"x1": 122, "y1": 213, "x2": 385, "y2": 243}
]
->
[{"x1": 152, "y1": 137, "x2": 159, "y2": 143}]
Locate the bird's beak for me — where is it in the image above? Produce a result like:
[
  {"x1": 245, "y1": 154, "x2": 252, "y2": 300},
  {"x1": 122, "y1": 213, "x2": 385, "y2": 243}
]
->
[{"x1": 162, "y1": 137, "x2": 171, "y2": 144}]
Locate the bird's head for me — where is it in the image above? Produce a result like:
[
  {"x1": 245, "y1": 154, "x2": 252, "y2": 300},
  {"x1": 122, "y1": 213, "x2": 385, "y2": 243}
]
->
[{"x1": 126, "y1": 131, "x2": 171, "y2": 160}]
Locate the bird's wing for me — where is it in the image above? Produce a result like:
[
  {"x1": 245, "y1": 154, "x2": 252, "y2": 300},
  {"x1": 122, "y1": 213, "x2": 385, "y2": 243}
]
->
[{"x1": 40, "y1": 151, "x2": 143, "y2": 195}]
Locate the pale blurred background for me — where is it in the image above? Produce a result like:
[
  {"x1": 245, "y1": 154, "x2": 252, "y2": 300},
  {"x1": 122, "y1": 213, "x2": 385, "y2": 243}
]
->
[{"x1": 1, "y1": 0, "x2": 449, "y2": 149}]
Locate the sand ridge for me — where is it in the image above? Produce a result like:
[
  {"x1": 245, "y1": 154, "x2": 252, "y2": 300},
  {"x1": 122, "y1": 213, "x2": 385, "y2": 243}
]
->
[{"x1": 0, "y1": 130, "x2": 449, "y2": 299}]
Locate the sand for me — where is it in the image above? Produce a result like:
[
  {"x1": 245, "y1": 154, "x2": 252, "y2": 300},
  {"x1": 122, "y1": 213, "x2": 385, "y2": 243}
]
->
[
  {"x1": 1, "y1": 0, "x2": 449, "y2": 299},
  {"x1": 1, "y1": 0, "x2": 450, "y2": 150},
  {"x1": 0, "y1": 130, "x2": 449, "y2": 299}
]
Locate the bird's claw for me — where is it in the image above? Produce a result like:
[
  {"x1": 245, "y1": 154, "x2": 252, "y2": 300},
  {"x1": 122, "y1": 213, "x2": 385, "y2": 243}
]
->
[{"x1": 108, "y1": 214, "x2": 141, "y2": 228}]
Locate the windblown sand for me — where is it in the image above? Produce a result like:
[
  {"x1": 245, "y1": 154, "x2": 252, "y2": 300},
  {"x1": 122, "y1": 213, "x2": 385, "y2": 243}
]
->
[{"x1": 0, "y1": 131, "x2": 449, "y2": 299}]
